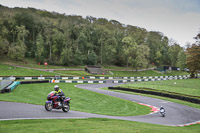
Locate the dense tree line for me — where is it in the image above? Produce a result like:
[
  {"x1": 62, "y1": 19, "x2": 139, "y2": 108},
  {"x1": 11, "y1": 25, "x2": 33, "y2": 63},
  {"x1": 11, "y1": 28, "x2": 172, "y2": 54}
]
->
[{"x1": 0, "y1": 5, "x2": 187, "y2": 69}]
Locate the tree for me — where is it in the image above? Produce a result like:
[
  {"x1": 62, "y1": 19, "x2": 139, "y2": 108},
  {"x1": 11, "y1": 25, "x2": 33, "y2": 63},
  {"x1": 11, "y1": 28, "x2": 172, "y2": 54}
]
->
[
  {"x1": 74, "y1": 49, "x2": 86, "y2": 65},
  {"x1": 96, "y1": 26, "x2": 110, "y2": 65},
  {"x1": 186, "y1": 32, "x2": 200, "y2": 78},
  {"x1": 86, "y1": 51, "x2": 97, "y2": 65},
  {"x1": 43, "y1": 23, "x2": 53, "y2": 60},
  {"x1": 8, "y1": 25, "x2": 28, "y2": 61},
  {"x1": 146, "y1": 32, "x2": 162, "y2": 66},
  {"x1": 0, "y1": 36, "x2": 9, "y2": 55},
  {"x1": 8, "y1": 19, "x2": 17, "y2": 45},
  {"x1": 0, "y1": 18, "x2": 9, "y2": 55},
  {"x1": 60, "y1": 47, "x2": 72, "y2": 66},
  {"x1": 186, "y1": 44, "x2": 200, "y2": 78},
  {"x1": 103, "y1": 35, "x2": 117, "y2": 65},
  {"x1": 122, "y1": 37, "x2": 137, "y2": 69},
  {"x1": 1, "y1": 5, "x2": 187, "y2": 67},
  {"x1": 176, "y1": 49, "x2": 186, "y2": 70},
  {"x1": 135, "y1": 45, "x2": 150, "y2": 71},
  {"x1": 160, "y1": 37, "x2": 170, "y2": 65},
  {"x1": 168, "y1": 44, "x2": 182, "y2": 66},
  {"x1": 126, "y1": 25, "x2": 148, "y2": 46},
  {"x1": 35, "y1": 33, "x2": 44, "y2": 63},
  {"x1": 51, "y1": 28, "x2": 65, "y2": 63}
]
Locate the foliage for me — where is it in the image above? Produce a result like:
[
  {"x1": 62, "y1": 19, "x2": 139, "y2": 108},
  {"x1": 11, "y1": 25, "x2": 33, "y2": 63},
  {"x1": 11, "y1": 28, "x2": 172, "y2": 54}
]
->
[
  {"x1": 146, "y1": 32, "x2": 169, "y2": 66},
  {"x1": 186, "y1": 44, "x2": 200, "y2": 78},
  {"x1": 86, "y1": 51, "x2": 97, "y2": 65},
  {"x1": 7, "y1": 25, "x2": 28, "y2": 61},
  {"x1": 176, "y1": 49, "x2": 186, "y2": 70},
  {"x1": 122, "y1": 37, "x2": 137, "y2": 69},
  {"x1": 135, "y1": 45, "x2": 150, "y2": 70},
  {"x1": 186, "y1": 32, "x2": 200, "y2": 78},
  {"x1": 0, "y1": 5, "x2": 187, "y2": 67},
  {"x1": 168, "y1": 43, "x2": 182, "y2": 66},
  {"x1": 35, "y1": 33, "x2": 44, "y2": 63}
]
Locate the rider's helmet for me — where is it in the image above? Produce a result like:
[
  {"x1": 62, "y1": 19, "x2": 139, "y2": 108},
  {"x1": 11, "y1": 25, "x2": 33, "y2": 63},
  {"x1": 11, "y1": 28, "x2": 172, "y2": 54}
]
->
[
  {"x1": 160, "y1": 106, "x2": 163, "y2": 109},
  {"x1": 54, "y1": 85, "x2": 59, "y2": 91}
]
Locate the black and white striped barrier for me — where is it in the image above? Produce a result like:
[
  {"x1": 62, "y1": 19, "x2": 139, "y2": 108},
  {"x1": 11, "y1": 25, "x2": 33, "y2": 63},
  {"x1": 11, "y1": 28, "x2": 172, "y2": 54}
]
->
[
  {"x1": 0, "y1": 77, "x2": 16, "y2": 80},
  {"x1": 0, "y1": 75, "x2": 192, "y2": 80},
  {"x1": 0, "y1": 77, "x2": 52, "y2": 80},
  {"x1": 113, "y1": 77, "x2": 190, "y2": 83},
  {"x1": 117, "y1": 75, "x2": 191, "y2": 79},
  {"x1": 50, "y1": 80, "x2": 106, "y2": 84}
]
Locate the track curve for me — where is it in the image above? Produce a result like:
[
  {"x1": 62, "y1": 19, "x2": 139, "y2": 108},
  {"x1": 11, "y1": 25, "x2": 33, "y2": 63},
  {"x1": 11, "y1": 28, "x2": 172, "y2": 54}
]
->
[{"x1": 0, "y1": 82, "x2": 200, "y2": 126}]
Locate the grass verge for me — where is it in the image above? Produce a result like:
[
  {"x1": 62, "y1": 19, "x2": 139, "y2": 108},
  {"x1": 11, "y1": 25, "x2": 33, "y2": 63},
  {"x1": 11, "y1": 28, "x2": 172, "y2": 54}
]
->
[
  {"x1": 0, "y1": 83, "x2": 150, "y2": 116},
  {"x1": 0, "y1": 57, "x2": 84, "y2": 69},
  {"x1": 0, "y1": 118, "x2": 200, "y2": 133},
  {"x1": 0, "y1": 63, "x2": 56, "y2": 76},
  {"x1": 111, "y1": 70, "x2": 189, "y2": 77},
  {"x1": 0, "y1": 57, "x2": 190, "y2": 77},
  {"x1": 102, "y1": 79, "x2": 200, "y2": 109},
  {"x1": 104, "y1": 88, "x2": 200, "y2": 109},
  {"x1": 120, "y1": 79, "x2": 200, "y2": 97},
  {"x1": 54, "y1": 70, "x2": 92, "y2": 76}
]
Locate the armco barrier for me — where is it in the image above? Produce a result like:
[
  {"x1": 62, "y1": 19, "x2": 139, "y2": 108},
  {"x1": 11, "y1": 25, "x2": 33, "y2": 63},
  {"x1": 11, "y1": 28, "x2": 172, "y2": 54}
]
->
[{"x1": 108, "y1": 87, "x2": 200, "y2": 104}]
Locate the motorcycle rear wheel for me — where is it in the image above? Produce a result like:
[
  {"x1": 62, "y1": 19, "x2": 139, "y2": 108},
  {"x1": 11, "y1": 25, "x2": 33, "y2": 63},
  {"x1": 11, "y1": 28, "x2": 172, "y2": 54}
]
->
[
  {"x1": 62, "y1": 103, "x2": 70, "y2": 112},
  {"x1": 45, "y1": 103, "x2": 53, "y2": 111}
]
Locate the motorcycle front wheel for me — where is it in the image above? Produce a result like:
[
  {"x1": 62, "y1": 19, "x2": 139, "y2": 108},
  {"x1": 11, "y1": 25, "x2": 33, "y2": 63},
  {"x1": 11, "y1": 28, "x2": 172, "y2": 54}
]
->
[
  {"x1": 62, "y1": 102, "x2": 70, "y2": 112},
  {"x1": 160, "y1": 113, "x2": 165, "y2": 117},
  {"x1": 45, "y1": 103, "x2": 53, "y2": 111}
]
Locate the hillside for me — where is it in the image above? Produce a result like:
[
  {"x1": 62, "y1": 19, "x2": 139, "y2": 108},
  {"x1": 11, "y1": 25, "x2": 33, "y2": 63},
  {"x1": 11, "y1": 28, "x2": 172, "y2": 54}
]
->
[{"x1": 0, "y1": 4, "x2": 183, "y2": 69}]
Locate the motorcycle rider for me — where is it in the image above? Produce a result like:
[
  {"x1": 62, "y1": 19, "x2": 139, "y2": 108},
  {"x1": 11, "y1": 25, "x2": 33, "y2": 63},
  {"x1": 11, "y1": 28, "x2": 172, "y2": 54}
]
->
[
  {"x1": 160, "y1": 106, "x2": 165, "y2": 116},
  {"x1": 160, "y1": 106, "x2": 165, "y2": 111},
  {"x1": 54, "y1": 85, "x2": 65, "y2": 105}
]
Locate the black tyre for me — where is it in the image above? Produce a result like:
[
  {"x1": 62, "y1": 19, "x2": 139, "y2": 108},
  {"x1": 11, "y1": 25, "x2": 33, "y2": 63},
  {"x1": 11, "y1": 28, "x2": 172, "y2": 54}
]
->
[
  {"x1": 45, "y1": 103, "x2": 53, "y2": 111},
  {"x1": 62, "y1": 102, "x2": 70, "y2": 112},
  {"x1": 161, "y1": 113, "x2": 165, "y2": 117}
]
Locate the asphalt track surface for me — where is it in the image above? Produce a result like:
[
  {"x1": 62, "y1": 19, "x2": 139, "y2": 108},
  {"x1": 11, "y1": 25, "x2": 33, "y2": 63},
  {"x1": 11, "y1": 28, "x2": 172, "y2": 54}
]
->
[{"x1": 0, "y1": 82, "x2": 200, "y2": 126}]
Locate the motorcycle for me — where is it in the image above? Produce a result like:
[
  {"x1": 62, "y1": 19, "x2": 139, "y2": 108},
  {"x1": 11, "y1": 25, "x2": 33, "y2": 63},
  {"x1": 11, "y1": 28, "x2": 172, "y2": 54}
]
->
[
  {"x1": 45, "y1": 91, "x2": 71, "y2": 112},
  {"x1": 160, "y1": 108, "x2": 165, "y2": 117}
]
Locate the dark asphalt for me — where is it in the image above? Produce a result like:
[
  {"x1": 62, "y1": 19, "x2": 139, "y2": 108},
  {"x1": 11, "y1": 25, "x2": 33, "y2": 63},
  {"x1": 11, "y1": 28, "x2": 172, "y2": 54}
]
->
[{"x1": 0, "y1": 82, "x2": 200, "y2": 126}]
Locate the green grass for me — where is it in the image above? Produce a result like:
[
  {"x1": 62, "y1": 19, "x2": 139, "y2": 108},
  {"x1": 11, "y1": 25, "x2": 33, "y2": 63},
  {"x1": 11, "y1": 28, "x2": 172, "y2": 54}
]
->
[
  {"x1": 52, "y1": 70, "x2": 190, "y2": 77},
  {"x1": 0, "y1": 57, "x2": 84, "y2": 69},
  {"x1": 103, "y1": 64, "x2": 155, "y2": 70},
  {"x1": 54, "y1": 70, "x2": 92, "y2": 76},
  {"x1": 0, "y1": 63, "x2": 56, "y2": 76},
  {"x1": 0, "y1": 56, "x2": 190, "y2": 77},
  {"x1": 0, "y1": 57, "x2": 190, "y2": 77},
  {"x1": 111, "y1": 70, "x2": 189, "y2": 77},
  {"x1": 100, "y1": 79, "x2": 200, "y2": 109},
  {"x1": 103, "y1": 88, "x2": 200, "y2": 109},
  {"x1": 120, "y1": 79, "x2": 200, "y2": 97},
  {"x1": 0, "y1": 83, "x2": 150, "y2": 116},
  {"x1": 0, "y1": 118, "x2": 199, "y2": 133}
]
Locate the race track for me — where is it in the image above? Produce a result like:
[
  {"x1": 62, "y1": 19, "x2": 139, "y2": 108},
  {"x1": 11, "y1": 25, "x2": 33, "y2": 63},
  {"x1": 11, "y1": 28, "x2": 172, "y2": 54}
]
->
[{"x1": 0, "y1": 82, "x2": 200, "y2": 126}]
